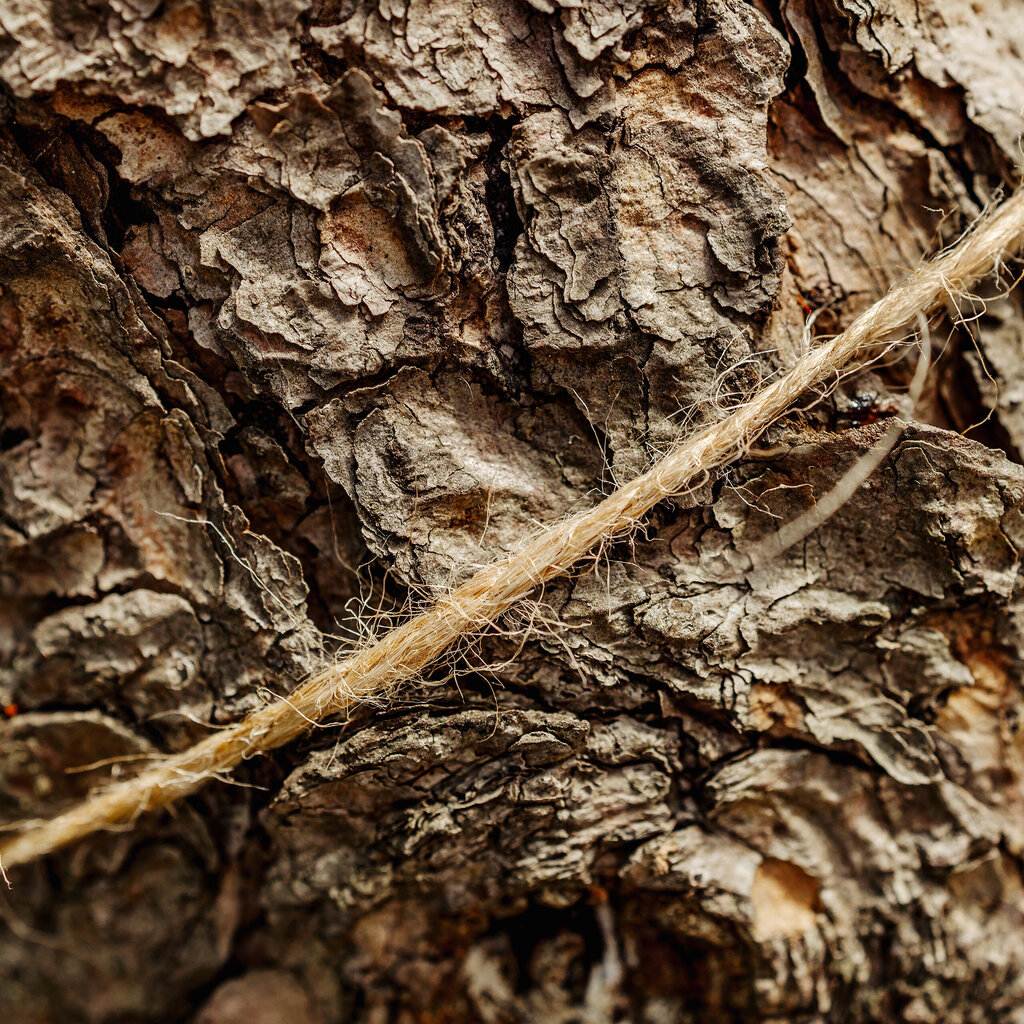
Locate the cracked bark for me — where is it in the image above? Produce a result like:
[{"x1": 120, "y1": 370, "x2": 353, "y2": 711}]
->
[{"x1": 2, "y1": 1, "x2": 1024, "y2": 1021}]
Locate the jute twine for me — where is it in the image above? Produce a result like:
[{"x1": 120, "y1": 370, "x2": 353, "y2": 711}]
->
[{"x1": 3, "y1": 187, "x2": 1024, "y2": 872}]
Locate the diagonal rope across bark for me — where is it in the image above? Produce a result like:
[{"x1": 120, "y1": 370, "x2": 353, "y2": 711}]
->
[{"x1": 3, "y1": 188, "x2": 1024, "y2": 871}]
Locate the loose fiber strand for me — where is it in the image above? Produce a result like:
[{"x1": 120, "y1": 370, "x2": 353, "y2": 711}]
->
[{"x1": 3, "y1": 189, "x2": 1024, "y2": 871}]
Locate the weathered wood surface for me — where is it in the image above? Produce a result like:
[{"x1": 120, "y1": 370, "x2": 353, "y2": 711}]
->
[{"x1": 1, "y1": 1, "x2": 1024, "y2": 1021}]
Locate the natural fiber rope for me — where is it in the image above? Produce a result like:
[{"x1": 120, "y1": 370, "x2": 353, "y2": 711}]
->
[{"x1": 3, "y1": 187, "x2": 1024, "y2": 872}]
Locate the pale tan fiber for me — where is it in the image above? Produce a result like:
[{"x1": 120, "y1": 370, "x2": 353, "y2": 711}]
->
[
  {"x1": 745, "y1": 315, "x2": 932, "y2": 568},
  {"x1": 3, "y1": 188, "x2": 1024, "y2": 871}
]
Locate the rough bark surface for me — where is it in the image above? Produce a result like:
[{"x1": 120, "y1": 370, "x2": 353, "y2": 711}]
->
[{"x1": 1, "y1": 1, "x2": 1024, "y2": 1022}]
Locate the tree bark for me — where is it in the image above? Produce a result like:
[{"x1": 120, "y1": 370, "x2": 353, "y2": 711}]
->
[{"x1": 2, "y1": 1, "x2": 1024, "y2": 1021}]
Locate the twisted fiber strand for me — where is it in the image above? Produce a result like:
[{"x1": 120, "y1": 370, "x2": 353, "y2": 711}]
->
[{"x1": 4, "y1": 188, "x2": 1024, "y2": 871}]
